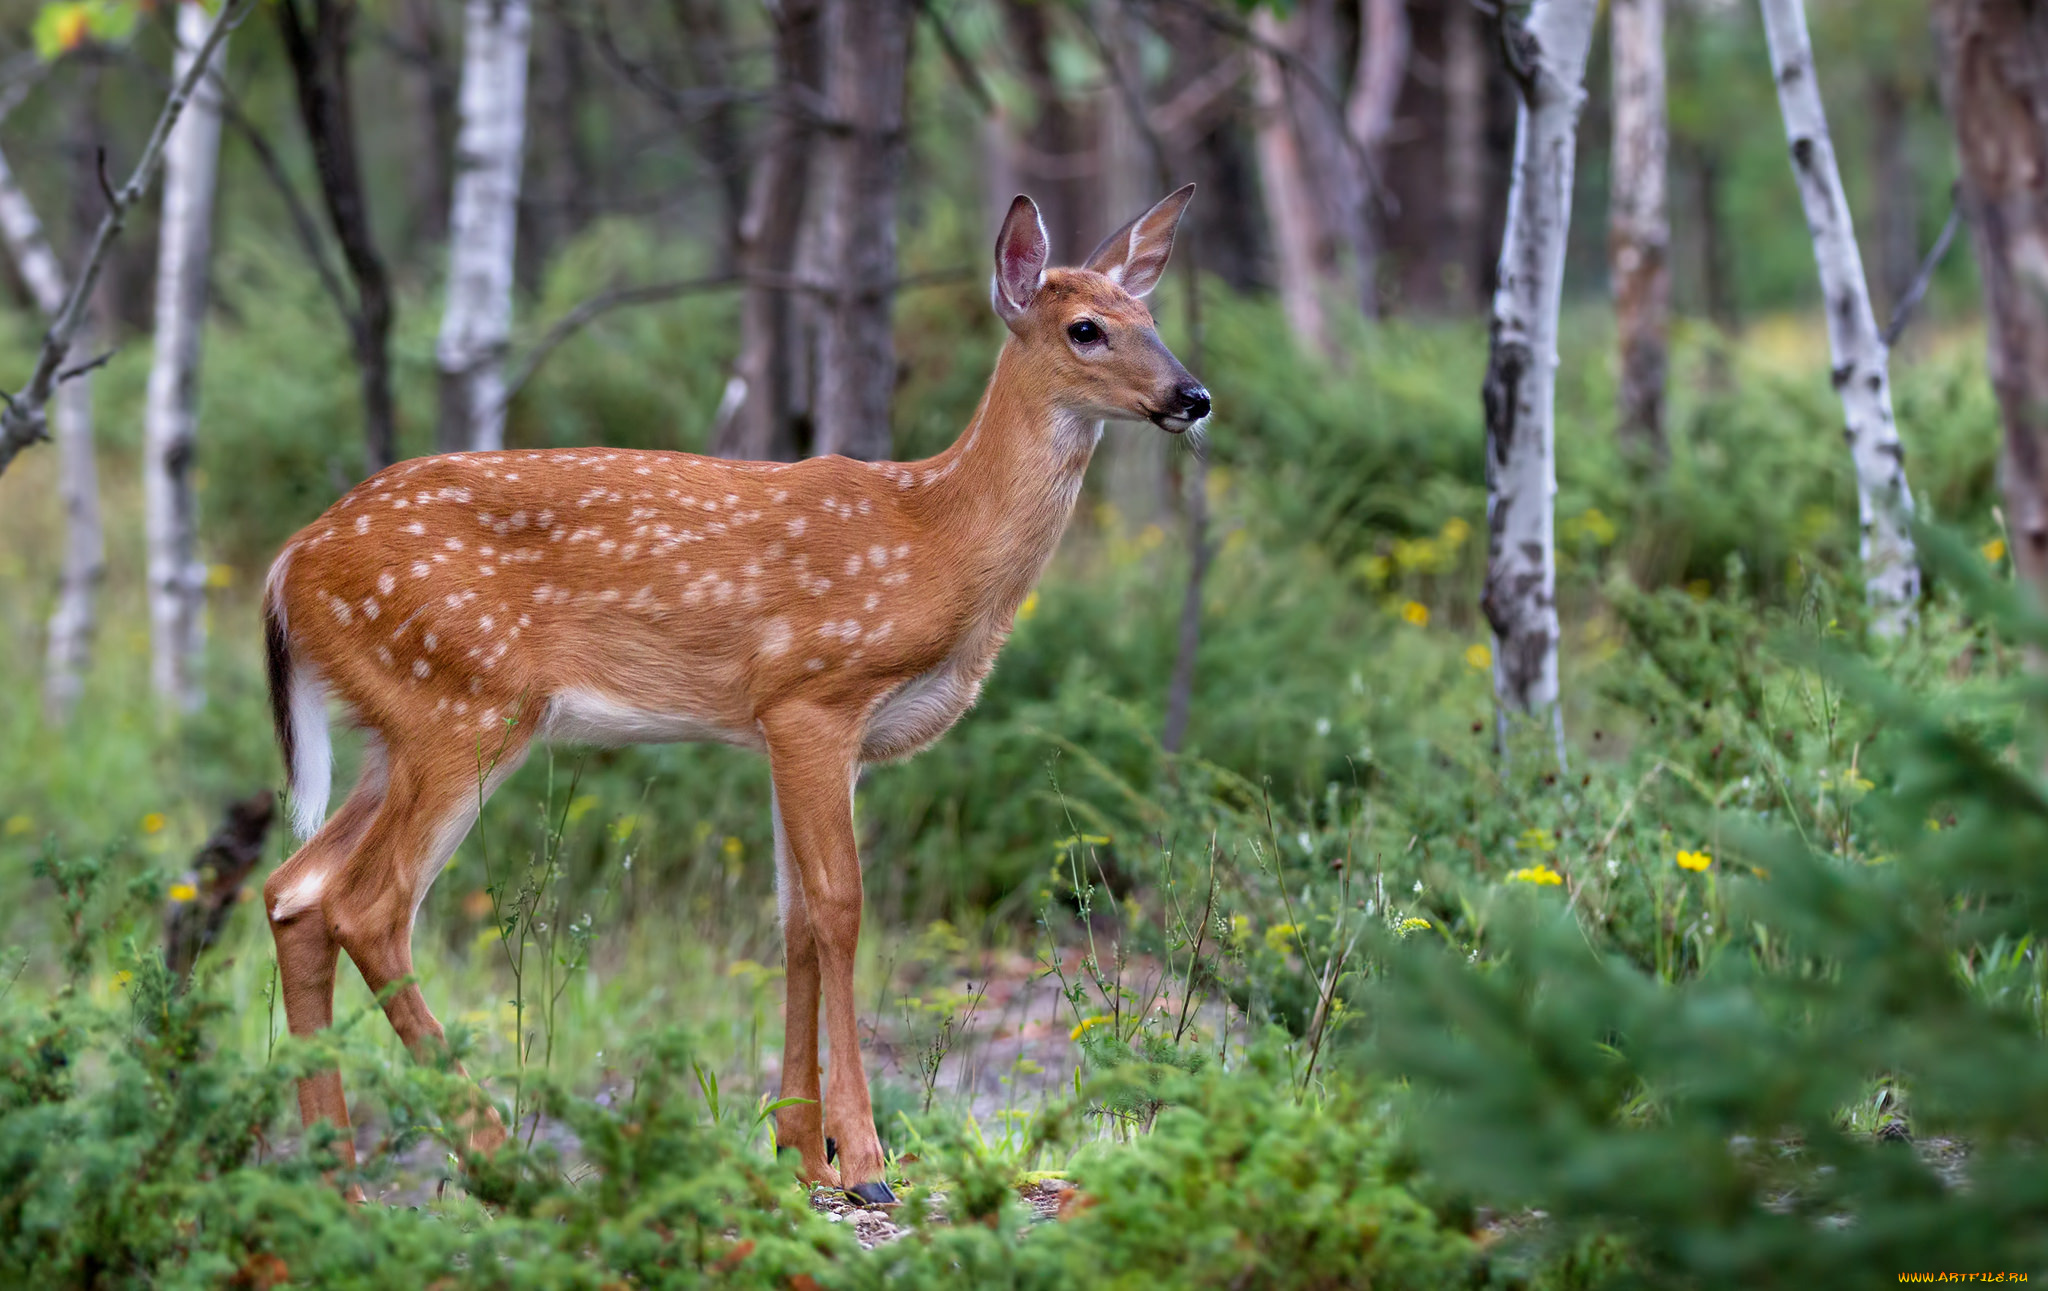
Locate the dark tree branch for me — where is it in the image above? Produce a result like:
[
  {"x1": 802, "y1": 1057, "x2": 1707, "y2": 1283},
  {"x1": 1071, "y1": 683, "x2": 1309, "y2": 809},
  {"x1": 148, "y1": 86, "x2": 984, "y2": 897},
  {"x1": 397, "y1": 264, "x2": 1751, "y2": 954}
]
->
[
  {"x1": 0, "y1": 0, "x2": 252, "y2": 478},
  {"x1": 913, "y1": 0, "x2": 996, "y2": 116},
  {"x1": 163, "y1": 791, "x2": 276, "y2": 984},
  {"x1": 1883, "y1": 186, "x2": 1962, "y2": 348}
]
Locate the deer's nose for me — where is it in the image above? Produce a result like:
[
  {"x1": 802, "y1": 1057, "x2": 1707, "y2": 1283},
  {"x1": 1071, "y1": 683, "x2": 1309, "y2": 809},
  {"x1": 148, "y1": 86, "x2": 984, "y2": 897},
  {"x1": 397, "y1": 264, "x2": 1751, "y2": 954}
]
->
[{"x1": 1174, "y1": 383, "x2": 1211, "y2": 421}]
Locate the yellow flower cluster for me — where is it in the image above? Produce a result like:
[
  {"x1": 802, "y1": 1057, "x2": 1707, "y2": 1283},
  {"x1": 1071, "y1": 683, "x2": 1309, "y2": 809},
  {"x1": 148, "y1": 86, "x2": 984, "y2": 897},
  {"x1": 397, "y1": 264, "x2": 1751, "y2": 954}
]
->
[
  {"x1": 1396, "y1": 916, "x2": 1432, "y2": 937},
  {"x1": 1676, "y1": 849, "x2": 1712, "y2": 872},
  {"x1": 1507, "y1": 865, "x2": 1563, "y2": 887},
  {"x1": 1069, "y1": 1015, "x2": 1113, "y2": 1041}
]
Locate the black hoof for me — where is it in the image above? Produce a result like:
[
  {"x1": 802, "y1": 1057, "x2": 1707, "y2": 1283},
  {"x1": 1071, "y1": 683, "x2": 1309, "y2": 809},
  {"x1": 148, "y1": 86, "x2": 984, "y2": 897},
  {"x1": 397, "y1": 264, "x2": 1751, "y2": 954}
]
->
[
  {"x1": 825, "y1": 1136, "x2": 837, "y2": 1164},
  {"x1": 845, "y1": 1179, "x2": 899, "y2": 1208}
]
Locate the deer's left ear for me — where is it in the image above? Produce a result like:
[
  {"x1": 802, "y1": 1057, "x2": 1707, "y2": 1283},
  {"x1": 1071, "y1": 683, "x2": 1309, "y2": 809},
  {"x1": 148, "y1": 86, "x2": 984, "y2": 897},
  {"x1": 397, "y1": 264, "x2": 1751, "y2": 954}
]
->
[{"x1": 1084, "y1": 183, "x2": 1195, "y2": 297}]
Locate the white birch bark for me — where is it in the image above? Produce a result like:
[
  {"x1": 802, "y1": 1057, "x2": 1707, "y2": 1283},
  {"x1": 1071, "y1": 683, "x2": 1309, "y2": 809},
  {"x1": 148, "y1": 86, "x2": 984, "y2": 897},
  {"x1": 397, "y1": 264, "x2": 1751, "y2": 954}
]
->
[
  {"x1": 1480, "y1": 0, "x2": 1597, "y2": 746},
  {"x1": 0, "y1": 144, "x2": 102, "y2": 723},
  {"x1": 144, "y1": 0, "x2": 227, "y2": 713},
  {"x1": 1249, "y1": 7, "x2": 1331, "y2": 356},
  {"x1": 435, "y1": 0, "x2": 531, "y2": 453},
  {"x1": 1759, "y1": 0, "x2": 1920, "y2": 634}
]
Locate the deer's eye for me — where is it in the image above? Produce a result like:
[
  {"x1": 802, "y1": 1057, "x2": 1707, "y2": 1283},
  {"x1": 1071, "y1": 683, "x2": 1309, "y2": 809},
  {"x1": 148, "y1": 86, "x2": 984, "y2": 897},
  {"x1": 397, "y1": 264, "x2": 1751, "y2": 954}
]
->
[{"x1": 1067, "y1": 319, "x2": 1103, "y2": 346}]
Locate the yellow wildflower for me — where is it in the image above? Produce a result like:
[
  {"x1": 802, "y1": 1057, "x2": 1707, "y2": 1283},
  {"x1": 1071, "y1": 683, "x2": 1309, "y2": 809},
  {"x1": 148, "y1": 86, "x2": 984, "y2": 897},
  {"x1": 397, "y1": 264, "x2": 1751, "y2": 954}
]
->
[
  {"x1": 205, "y1": 564, "x2": 235, "y2": 589},
  {"x1": 1464, "y1": 642, "x2": 1492, "y2": 671},
  {"x1": 1018, "y1": 591, "x2": 1039, "y2": 622},
  {"x1": 141, "y1": 813, "x2": 166, "y2": 835},
  {"x1": 1069, "y1": 1015, "x2": 1113, "y2": 1041},
  {"x1": 1507, "y1": 865, "x2": 1563, "y2": 887},
  {"x1": 1440, "y1": 515, "x2": 1472, "y2": 546},
  {"x1": 4, "y1": 814, "x2": 31, "y2": 837},
  {"x1": 1401, "y1": 601, "x2": 1430, "y2": 627},
  {"x1": 1675, "y1": 850, "x2": 1712, "y2": 872},
  {"x1": 1264, "y1": 923, "x2": 1299, "y2": 953},
  {"x1": 565, "y1": 794, "x2": 599, "y2": 825},
  {"x1": 111, "y1": 970, "x2": 133, "y2": 990},
  {"x1": 168, "y1": 882, "x2": 198, "y2": 903},
  {"x1": 1686, "y1": 579, "x2": 1712, "y2": 601},
  {"x1": 722, "y1": 835, "x2": 744, "y2": 860},
  {"x1": 1396, "y1": 916, "x2": 1432, "y2": 937},
  {"x1": 1984, "y1": 537, "x2": 2008, "y2": 563}
]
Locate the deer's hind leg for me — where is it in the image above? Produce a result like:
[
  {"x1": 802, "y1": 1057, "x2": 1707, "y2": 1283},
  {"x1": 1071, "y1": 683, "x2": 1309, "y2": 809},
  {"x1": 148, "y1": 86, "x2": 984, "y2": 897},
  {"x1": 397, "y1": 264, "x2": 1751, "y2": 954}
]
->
[
  {"x1": 327, "y1": 734, "x2": 532, "y2": 1156},
  {"x1": 265, "y1": 740, "x2": 391, "y2": 1177}
]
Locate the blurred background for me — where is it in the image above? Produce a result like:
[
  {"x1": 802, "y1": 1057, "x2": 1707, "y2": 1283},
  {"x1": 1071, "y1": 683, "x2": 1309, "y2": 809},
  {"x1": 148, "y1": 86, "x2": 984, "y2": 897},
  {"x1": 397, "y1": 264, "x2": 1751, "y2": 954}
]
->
[{"x1": 0, "y1": 0, "x2": 2035, "y2": 1275}]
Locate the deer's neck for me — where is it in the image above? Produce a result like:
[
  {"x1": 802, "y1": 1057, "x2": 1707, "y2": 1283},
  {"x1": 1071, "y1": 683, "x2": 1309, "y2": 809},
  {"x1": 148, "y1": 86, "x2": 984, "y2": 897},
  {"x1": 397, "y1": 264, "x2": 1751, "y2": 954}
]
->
[{"x1": 914, "y1": 341, "x2": 1101, "y2": 615}]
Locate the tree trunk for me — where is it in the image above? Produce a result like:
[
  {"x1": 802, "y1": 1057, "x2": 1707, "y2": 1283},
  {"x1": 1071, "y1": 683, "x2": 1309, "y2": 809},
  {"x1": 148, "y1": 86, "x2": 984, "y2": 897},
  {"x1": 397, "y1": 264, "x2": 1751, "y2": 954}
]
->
[
  {"x1": 1440, "y1": 0, "x2": 1486, "y2": 310},
  {"x1": 1249, "y1": 7, "x2": 1331, "y2": 355},
  {"x1": 144, "y1": 0, "x2": 228, "y2": 713},
  {"x1": 715, "y1": 0, "x2": 820, "y2": 462},
  {"x1": 435, "y1": 0, "x2": 531, "y2": 453},
  {"x1": 1932, "y1": 1, "x2": 2048, "y2": 609},
  {"x1": 1480, "y1": 0, "x2": 1598, "y2": 749},
  {"x1": 1760, "y1": 0, "x2": 1920, "y2": 635},
  {"x1": 1345, "y1": 0, "x2": 1408, "y2": 317},
  {"x1": 1610, "y1": 0, "x2": 1669, "y2": 460},
  {"x1": 1870, "y1": 74, "x2": 1920, "y2": 323},
  {"x1": 809, "y1": 0, "x2": 909, "y2": 461},
  {"x1": 1095, "y1": 0, "x2": 1171, "y2": 527},
  {"x1": 0, "y1": 136, "x2": 102, "y2": 723},
  {"x1": 277, "y1": 0, "x2": 399, "y2": 473}
]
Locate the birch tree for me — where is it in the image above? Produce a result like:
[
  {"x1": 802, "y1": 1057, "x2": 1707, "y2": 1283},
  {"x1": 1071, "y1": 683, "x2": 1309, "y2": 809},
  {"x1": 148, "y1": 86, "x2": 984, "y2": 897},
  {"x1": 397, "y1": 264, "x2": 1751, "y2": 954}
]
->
[
  {"x1": 1759, "y1": 0, "x2": 1920, "y2": 634},
  {"x1": 1931, "y1": 0, "x2": 2048, "y2": 614},
  {"x1": 1610, "y1": 0, "x2": 1670, "y2": 459},
  {"x1": 1480, "y1": 0, "x2": 1598, "y2": 763},
  {"x1": 809, "y1": 0, "x2": 910, "y2": 461},
  {"x1": 0, "y1": 145, "x2": 100, "y2": 721},
  {"x1": 144, "y1": 0, "x2": 228, "y2": 712},
  {"x1": 435, "y1": 0, "x2": 530, "y2": 453}
]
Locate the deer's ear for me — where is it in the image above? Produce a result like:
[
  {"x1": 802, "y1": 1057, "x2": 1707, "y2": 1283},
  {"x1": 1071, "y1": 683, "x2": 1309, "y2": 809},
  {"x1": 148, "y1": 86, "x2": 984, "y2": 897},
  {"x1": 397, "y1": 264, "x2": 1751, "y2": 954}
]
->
[
  {"x1": 1084, "y1": 184, "x2": 1195, "y2": 298},
  {"x1": 991, "y1": 195, "x2": 1050, "y2": 327}
]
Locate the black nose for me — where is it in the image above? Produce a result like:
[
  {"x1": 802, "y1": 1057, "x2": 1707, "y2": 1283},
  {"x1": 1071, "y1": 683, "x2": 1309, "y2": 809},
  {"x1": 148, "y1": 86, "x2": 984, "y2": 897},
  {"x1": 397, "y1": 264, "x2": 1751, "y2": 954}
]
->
[{"x1": 1175, "y1": 383, "x2": 1211, "y2": 421}]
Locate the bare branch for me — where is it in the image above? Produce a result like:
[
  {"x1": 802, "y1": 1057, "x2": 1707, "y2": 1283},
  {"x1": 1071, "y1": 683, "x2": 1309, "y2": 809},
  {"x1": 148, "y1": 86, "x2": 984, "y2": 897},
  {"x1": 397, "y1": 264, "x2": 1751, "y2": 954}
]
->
[
  {"x1": 56, "y1": 348, "x2": 116, "y2": 384},
  {"x1": 1882, "y1": 186, "x2": 1962, "y2": 348},
  {"x1": 0, "y1": 0, "x2": 255, "y2": 478},
  {"x1": 913, "y1": 0, "x2": 996, "y2": 116}
]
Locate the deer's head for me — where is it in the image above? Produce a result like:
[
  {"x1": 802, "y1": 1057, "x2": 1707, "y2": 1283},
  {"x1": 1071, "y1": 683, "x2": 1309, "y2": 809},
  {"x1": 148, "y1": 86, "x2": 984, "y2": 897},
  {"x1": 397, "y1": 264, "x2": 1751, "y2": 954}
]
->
[{"x1": 990, "y1": 185, "x2": 1211, "y2": 435}]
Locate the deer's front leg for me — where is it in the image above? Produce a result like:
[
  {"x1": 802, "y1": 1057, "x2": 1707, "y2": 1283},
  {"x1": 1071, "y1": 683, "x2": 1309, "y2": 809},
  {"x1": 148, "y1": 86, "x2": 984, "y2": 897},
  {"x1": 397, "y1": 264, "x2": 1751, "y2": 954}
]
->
[{"x1": 762, "y1": 708, "x2": 895, "y2": 1205}]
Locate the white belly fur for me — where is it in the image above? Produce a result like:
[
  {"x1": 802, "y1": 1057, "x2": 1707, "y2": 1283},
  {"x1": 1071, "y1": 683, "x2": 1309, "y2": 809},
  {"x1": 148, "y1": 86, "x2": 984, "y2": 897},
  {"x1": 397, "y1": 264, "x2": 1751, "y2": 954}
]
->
[{"x1": 542, "y1": 686, "x2": 761, "y2": 751}]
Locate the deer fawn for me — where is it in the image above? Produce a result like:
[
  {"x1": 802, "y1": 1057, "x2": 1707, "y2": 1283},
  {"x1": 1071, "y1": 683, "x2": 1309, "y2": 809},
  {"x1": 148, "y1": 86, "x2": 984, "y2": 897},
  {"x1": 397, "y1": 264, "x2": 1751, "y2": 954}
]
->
[{"x1": 260, "y1": 186, "x2": 1208, "y2": 1204}]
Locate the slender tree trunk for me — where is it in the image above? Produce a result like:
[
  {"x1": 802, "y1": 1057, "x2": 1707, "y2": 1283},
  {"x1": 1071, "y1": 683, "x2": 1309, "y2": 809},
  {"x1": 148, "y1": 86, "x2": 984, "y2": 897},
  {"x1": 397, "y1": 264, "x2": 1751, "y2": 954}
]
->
[
  {"x1": 1760, "y1": 0, "x2": 1920, "y2": 634},
  {"x1": 1441, "y1": 0, "x2": 1486, "y2": 310},
  {"x1": 0, "y1": 139, "x2": 102, "y2": 722},
  {"x1": 716, "y1": 0, "x2": 820, "y2": 462},
  {"x1": 1870, "y1": 74, "x2": 1920, "y2": 322},
  {"x1": 276, "y1": 0, "x2": 399, "y2": 473},
  {"x1": 435, "y1": 0, "x2": 531, "y2": 453},
  {"x1": 1345, "y1": 0, "x2": 1408, "y2": 317},
  {"x1": 1932, "y1": 1, "x2": 2048, "y2": 611},
  {"x1": 1480, "y1": 0, "x2": 1597, "y2": 757},
  {"x1": 809, "y1": 0, "x2": 909, "y2": 461},
  {"x1": 144, "y1": 0, "x2": 227, "y2": 713},
  {"x1": 518, "y1": 2, "x2": 584, "y2": 288},
  {"x1": 1249, "y1": 7, "x2": 1331, "y2": 355},
  {"x1": 1610, "y1": 0, "x2": 1669, "y2": 459}
]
